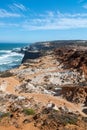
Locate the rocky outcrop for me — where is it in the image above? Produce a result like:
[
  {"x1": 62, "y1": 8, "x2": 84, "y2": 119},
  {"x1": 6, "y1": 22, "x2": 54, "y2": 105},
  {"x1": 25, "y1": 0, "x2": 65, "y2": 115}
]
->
[
  {"x1": 82, "y1": 64, "x2": 87, "y2": 80},
  {"x1": 55, "y1": 47, "x2": 87, "y2": 68},
  {"x1": 55, "y1": 47, "x2": 87, "y2": 80},
  {"x1": 33, "y1": 107, "x2": 87, "y2": 130},
  {"x1": 22, "y1": 50, "x2": 41, "y2": 63},
  {"x1": 61, "y1": 86, "x2": 87, "y2": 104}
]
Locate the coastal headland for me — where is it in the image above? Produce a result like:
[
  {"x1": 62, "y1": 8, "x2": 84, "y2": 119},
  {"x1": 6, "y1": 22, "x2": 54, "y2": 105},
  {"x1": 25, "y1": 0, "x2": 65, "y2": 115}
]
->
[{"x1": 0, "y1": 40, "x2": 87, "y2": 130}]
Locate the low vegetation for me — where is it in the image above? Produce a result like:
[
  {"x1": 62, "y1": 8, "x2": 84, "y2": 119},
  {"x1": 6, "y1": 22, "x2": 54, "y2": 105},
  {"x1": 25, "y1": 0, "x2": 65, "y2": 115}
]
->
[
  {"x1": 0, "y1": 112, "x2": 11, "y2": 119},
  {"x1": 23, "y1": 108, "x2": 35, "y2": 115}
]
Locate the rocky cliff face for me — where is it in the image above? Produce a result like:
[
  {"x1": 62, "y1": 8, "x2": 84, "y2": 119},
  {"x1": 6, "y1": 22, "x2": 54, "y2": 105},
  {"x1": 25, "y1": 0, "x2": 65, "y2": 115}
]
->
[
  {"x1": 55, "y1": 47, "x2": 87, "y2": 79},
  {"x1": 82, "y1": 64, "x2": 87, "y2": 80},
  {"x1": 62, "y1": 86, "x2": 87, "y2": 104},
  {"x1": 22, "y1": 51, "x2": 41, "y2": 63},
  {"x1": 21, "y1": 42, "x2": 57, "y2": 63},
  {"x1": 53, "y1": 47, "x2": 87, "y2": 108}
]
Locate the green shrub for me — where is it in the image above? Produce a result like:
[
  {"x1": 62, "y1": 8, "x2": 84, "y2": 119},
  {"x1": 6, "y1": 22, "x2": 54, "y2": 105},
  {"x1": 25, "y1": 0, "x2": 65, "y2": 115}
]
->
[
  {"x1": 2, "y1": 112, "x2": 11, "y2": 118},
  {"x1": 59, "y1": 114, "x2": 78, "y2": 125},
  {"x1": 48, "y1": 111, "x2": 78, "y2": 126},
  {"x1": 0, "y1": 112, "x2": 11, "y2": 118},
  {"x1": 23, "y1": 108, "x2": 35, "y2": 115}
]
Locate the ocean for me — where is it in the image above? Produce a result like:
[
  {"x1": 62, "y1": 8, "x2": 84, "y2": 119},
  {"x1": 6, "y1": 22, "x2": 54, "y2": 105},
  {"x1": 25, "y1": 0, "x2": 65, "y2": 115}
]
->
[{"x1": 0, "y1": 43, "x2": 29, "y2": 72}]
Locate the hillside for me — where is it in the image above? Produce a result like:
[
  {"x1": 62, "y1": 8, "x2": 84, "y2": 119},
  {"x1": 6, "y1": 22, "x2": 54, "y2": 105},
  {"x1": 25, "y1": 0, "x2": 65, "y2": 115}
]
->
[{"x1": 0, "y1": 41, "x2": 87, "y2": 130}]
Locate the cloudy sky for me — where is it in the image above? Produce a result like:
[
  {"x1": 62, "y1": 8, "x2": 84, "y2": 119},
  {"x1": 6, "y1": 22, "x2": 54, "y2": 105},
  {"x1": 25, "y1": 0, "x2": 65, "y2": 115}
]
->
[{"x1": 0, "y1": 0, "x2": 87, "y2": 43}]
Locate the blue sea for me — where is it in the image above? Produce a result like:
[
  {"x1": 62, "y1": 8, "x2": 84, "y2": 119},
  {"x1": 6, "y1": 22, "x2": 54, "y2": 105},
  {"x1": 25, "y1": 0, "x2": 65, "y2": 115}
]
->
[{"x1": 0, "y1": 43, "x2": 29, "y2": 72}]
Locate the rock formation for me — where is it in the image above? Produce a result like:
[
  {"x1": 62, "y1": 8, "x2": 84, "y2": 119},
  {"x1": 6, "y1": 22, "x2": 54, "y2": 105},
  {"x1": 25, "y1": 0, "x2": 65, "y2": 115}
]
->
[
  {"x1": 22, "y1": 50, "x2": 41, "y2": 63},
  {"x1": 61, "y1": 86, "x2": 87, "y2": 104}
]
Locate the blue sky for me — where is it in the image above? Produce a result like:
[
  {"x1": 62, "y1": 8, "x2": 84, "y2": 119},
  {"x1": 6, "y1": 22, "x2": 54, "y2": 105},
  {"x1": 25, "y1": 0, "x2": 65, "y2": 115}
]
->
[{"x1": 0, "y1": 0, "x2": 87, "y2": 43}]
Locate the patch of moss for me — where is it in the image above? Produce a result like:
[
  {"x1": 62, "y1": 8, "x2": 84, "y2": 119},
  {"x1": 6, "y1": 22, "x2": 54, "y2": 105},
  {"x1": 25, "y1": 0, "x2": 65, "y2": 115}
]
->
[
  {"x1": 0, "y1": 112, "x2": 11, "y2": 119},
  {"x1": 23, "y1": 108, "x2": 35, "y2": 115},
  {"x1": 62, "y1": 115, "x2": 78, "y2": 125},
  {"x1": 48, "y1": 110, "x2": 78, "y2": 126},
  {"x1": 56, "y1": 113, "x2": 78, "y2": 126}
]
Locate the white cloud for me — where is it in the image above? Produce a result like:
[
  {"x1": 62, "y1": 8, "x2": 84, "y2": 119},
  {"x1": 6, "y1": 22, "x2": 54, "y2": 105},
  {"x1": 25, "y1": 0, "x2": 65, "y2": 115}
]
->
[
  {"x1": 0, "y1": 22, "x2": 19, "y2": 27},
  {"x1": 14, "y1": 3, "x2": 26, "y2": 11},
  {"x1": 0, "y1": 22, "x2": 5, "y2": 26},
  {"x1": 1, "y1": 10, "x2": 87, "y2": 31},
  {"x1": 78, "y1": 0, "x2": 84, "y2": 3},
  {"x1": 83, "y1": 4, "x2": 87, "y2": 9},
  {"x1": 0, "y1": 9, "x2": 21, "y2": 17},
  {"x1": 21, "y1": 11, "x2": 87, "y2": 30},
  {"x1": 9, "y1": 3, "x2": 27, "y2": 11}
]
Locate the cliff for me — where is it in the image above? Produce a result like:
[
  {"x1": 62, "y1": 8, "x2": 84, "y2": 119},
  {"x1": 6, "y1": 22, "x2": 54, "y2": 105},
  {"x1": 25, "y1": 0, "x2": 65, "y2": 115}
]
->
[
  {"x1": 62, "y1": 86, "x2": 87, "y2": 104},
  {"x1": 0, "y1": 42, "x2": 87, "y2": 130},
  {"x1": 22, "y1": 51, "x2": 41, "y2": 63},
  {"x1": 55, "y1": 46, "x2": 87, "y2": 78}
]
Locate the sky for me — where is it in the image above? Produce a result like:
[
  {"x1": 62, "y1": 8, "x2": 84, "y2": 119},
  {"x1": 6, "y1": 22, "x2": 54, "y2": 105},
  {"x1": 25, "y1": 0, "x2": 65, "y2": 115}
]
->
[{"x1": 0, "y1": 0, "x2": 87, "y2": 43}]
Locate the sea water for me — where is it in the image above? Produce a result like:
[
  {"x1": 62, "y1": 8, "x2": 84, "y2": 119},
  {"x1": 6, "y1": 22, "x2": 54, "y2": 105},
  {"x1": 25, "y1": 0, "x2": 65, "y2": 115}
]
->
[{"x1": 0, "y1": 43, "x2": 29, "y2": 71}]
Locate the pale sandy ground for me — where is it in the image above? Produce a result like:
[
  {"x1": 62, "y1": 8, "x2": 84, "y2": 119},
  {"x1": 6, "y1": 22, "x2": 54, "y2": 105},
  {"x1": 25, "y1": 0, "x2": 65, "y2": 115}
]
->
[
  {"x1": 0, "y1": 76, "x2": 86, "y2": 130},
  {"x1": 0, "y1": 76, "x2": 86, "y2": 117},
  {"x1": 0, "y1": 123, "x2": 39, "y2": 130},
  {"x1": 0, "y1": 77, "x2": 86, "y2": 117}
]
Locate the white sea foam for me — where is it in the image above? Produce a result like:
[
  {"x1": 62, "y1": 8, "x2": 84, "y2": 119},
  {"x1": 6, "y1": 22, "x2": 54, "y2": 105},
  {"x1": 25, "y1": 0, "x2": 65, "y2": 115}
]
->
[
  {"x1": 0, "y1": 52, "x2": 23, "y2": 60},
  {"x1": 0, "y1": 50, "x2": 24, "y2": 71},
  {"x1": 0, "y1": 50, "x2": 11, "y2": 53}
]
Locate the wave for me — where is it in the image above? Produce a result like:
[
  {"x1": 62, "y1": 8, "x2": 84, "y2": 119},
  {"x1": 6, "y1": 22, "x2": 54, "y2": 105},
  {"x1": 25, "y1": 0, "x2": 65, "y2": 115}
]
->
[
  {"x1": 0, "y1": 50, "x2": 11, "y2": 53},
  {"x1": 0, "y1": 52, "x2": 23, "y2": 59},
  {"x1": 0, "y1": 43, "x2": 29, "y2": 71},
  {"x1": 0, "y1": 51, "x2": 24, "y2": 71}
]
